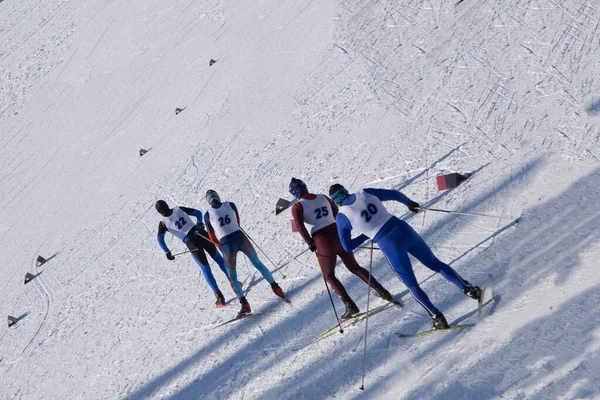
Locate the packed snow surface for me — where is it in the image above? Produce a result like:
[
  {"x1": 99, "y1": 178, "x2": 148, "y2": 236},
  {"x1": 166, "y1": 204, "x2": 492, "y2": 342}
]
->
[{"x1": 1, "y1": 0, "x2": 599, "y2": 399}]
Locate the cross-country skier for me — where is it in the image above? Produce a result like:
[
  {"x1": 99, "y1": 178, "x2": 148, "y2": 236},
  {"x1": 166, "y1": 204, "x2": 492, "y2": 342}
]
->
[
  {"x1": 328, "y1": 184, "x2": 482, "y2": 330},
  {"x1": 155, "y1": 200, "x2": 231, "y2": 307},
  {"x1": 203, "y1": 190, "x2": 286, "y2": 317},
  {"x1": 288, "y1": 178, "x2": 395, "y2": 319}
]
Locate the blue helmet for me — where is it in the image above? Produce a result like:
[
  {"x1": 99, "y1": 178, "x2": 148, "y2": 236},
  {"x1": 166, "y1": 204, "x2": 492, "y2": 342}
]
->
[
  {"x1": 289, "y1": 178, "x2": 308, "y2": 199},
  {"x1": 329, "y1": 184, "x2": 349, "y2": 205}
]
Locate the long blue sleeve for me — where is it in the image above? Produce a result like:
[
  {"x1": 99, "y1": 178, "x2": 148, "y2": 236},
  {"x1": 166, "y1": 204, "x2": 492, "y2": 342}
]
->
[
  {"x1": 364, "y1": 188, "x2": 413, "y2": 207},
  {"x1": 157, "y1": 233, "x2": 170, "y2": 253},
  {"x1": 336, "y1": 212, "x2": 368, "y2": 252},
  {"x1": 156, "y1": 222, "x2": 170, "y2": 253},
  {"x1": 203, "y1": 211, "x2": 214, "y2": 235},
  {"x1": 179, "y1": 206, "x2": 204, "y2": 226},
  {"x1": 229, "y1": 202, "x2": 241, "y2": 225},
  {"x1": 190, "y1": 209, "x2": 203, "y2": 224}
]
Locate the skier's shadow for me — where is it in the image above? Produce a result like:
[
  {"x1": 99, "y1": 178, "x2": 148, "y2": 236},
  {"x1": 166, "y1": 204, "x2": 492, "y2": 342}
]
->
[
  {"x1": 123, "y1": 160, "x2": 600, "y2": 400},
  {"x1": 257, "y1": 163, "x2": 600, "y2": 399},
  {"x1": 450, "y1": 295, "x2": 498, "y2": 326},
  {"x1": 123, "y1": 273, "x2": 324, "y2": 400},
  {"x1": 368, "y1": 166, "x2": 600, "y2": 398},
  {"x1": 391, "y1": 217, "x2": 519, "y2": 302},
  {"x1": 405, "y1": 285, "x2": 600, "y2": 399},
  {"x1": 151, "y1": 158, "x2": 539, "y2": 399}
]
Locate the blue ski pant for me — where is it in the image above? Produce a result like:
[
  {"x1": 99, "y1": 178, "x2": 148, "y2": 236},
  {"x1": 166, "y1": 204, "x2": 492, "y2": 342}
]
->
[
  {"x1": 220, "y1": 230, "x2": 275, "y2": 299},
  {"x1": 376, "y1": 218, "x2": 468, "y2": 316},
  {"x1": 185, "y1": 228, "x2": 228, "y2": 293},
  {"x1": 192, "y1": 252, "x2": 227, "y2": 293}
]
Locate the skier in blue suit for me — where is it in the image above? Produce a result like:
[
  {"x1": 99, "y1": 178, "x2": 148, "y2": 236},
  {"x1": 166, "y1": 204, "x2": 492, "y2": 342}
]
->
[
  {"x1": 329, "y1": 184, "x2": 482, "y2": 330},
  {"x1": 203, "y1": 190, "x2": 286, "y2": 317},
  {"x1": 155, "y1": 200, "x2": 231, "y2": 307}
]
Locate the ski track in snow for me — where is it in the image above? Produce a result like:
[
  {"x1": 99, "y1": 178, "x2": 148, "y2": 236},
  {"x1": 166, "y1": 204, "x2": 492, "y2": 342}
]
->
[{"x1": 1, "y1": 0, "x2": 600, "y2": 399}]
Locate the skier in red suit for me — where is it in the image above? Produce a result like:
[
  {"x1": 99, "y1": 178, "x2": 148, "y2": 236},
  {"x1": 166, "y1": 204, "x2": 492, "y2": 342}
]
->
[{"x1": 288, "y1": 178, "x2": 395, "y2": 319}]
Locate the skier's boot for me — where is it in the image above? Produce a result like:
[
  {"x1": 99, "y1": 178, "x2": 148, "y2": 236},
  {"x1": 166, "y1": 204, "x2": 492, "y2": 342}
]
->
[
  {"x1": 341, "y1": 298, "x2": 360, "y2": 320},
  {"x1": 214, "y1": 290, "x2": 226, "y2": 308},
  {"x1": 462, "y1": 284, "x2": 482, "y2": 302},
  {"x1": 372, "y1": 286, "x2": 394, "y2": 302},
  {"x1": 271, "y1": 282, "x2": 285, "y2": 299},
  {"x1": 237, "y1": 297, "x2": 251, "y2": 318},
  {"x1": 432, "y1": 312, "x2": 450, "y2": 330}
]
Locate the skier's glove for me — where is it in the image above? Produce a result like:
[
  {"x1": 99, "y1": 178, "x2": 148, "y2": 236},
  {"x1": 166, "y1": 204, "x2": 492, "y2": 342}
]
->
[
  {"x1": 166, "y1": 251, "x2": 175, "y2": 261},
  {"x1": 408, "y1": 201, "x2": 420, "y2": 213},
  {"x1": 308, "y1": 240, "x2": 316, "y2": 252}
]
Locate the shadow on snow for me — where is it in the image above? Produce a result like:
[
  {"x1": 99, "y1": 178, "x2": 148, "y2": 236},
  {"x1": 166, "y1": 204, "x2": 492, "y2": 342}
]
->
[{"x1": 125, "y1": 158, "x2": 600, "y2": 400}]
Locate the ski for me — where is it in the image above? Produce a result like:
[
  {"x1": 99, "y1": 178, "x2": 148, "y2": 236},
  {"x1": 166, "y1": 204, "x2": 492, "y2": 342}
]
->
[
  {"x1": 207, "y1": 312, "x2": 264, "y2": 330},
  {"x1": 396, "y1": 324, "x2": 475, "y2": 338},
  {"x1": 343, "y1": 300, "x2": 399, "y2": 325},
  {"x1": 396, "y1": 279, "x2": 494, "y2": 339},
  {"x1": 386, "y1": 299, "x2": 403, "y2": 309},
  {"x1": 293, "y1": 302, "x2": 396, "y2": 351},
  {"x1": 372, "y1": 290, "x2": 404, "y2": 309},
  {"x1": 342, "y1": 302, "x2": 389, "y2": 324}
]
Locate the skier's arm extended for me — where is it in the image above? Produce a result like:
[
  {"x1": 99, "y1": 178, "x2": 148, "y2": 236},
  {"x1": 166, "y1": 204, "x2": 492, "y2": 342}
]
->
[
  {"x1": 157, "y1": 222, "x2": 170, "y2": 253},
  {"x1": 363, "y1": 188, "x2": 412, "y2": 205},
  {"x1": 180, "y1": 206, "x2": 205, "y2": 227},
  {"x1": 336, "y1": 213, "x2": 368, "y2": 252},
  {"x1": 203, "y1": 212, "x2": 220, "y2": 246},
  {"x1": 290, "y1": 202, "x2": 313, "y2": 246},
  {"x1": 229, "y1": 202, "x2": 242, "y2": 226},
  {"x1": 363, "y1": 188, "x2": 419, "y2": 211}
]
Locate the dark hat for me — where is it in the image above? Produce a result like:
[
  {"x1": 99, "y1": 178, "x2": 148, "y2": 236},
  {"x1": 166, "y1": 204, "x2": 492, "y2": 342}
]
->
[
  {"x1": 329, "y1": 184, "x2": 349, "y2": 205},
  {"x1": 289, "y1": 178, "x2": 308, "y2": 199}
]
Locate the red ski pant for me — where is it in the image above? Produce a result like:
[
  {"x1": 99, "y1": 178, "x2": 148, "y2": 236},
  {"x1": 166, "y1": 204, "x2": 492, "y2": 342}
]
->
[{"x1": 314, "y1": 224, "x2": 385, "y2": 301}]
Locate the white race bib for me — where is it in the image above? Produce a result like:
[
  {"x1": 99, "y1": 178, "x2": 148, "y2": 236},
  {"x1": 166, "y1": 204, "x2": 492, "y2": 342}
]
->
[
  {"x1": 339, "y1": 190, "x2": 393, "y2": 238},
  {"x1": 299, "y1": 194, "x2": 335, "y2": 234},
  {"x1": 206, "y1": 202, "x2": 240, "y2": 241},
  {"x1": 163, "y1": 207, "x2": 195, "y2": 241}
]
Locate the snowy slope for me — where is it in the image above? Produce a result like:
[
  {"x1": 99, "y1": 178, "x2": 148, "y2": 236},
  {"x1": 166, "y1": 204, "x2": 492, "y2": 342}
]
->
[{"x1": 1, "y1": 0, "x2": 599, "y2": 399}]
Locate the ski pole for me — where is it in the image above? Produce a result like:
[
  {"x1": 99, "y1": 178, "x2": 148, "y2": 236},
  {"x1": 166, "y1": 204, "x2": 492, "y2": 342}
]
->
[
  {"x1": 171, "y1": 250, "x2": 198, "y2": 257},
  {"x1": 359, "y1": 239, "x2": 379, "y2": 251},
  {"x1": 420, "y1": 207, "x2": 514, "y2": 220},
  {"x1": 193, "y1": 230, "x2": 220, "y2": 246},
  {"x1": 175, "y1": 229, "x2": 221, "y2": 255},
  {"x1": 240, "y1": 227, "x2": 286, "y2": 279},
  {"x1": 359, "y1": 241, "x2": 375, "y2": 391},
  {"x1": 315, "y1": 254, "x2": 344, "y2": 335}
]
